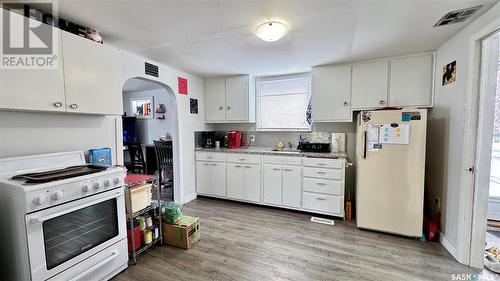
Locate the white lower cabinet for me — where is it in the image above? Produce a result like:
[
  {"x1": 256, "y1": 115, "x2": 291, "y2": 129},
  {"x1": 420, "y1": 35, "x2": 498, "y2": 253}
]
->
[
  {"x1": 227, "y1": 163, "x2": 261, "y2": 202},
  {"x1": 195, "y1": 152, "x2": 345, "y2": 218},
  {"x1": 195, "y1": 161, "x2": 226, "y2": 197}
]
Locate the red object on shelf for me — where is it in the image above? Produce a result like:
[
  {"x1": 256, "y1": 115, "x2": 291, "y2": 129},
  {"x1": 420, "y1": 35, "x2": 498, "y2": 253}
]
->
[
  {"x1": 127, "y1": 225, "x2": 142, "y2": 252},
  {"x1": 125, "y1": 173, "x2": 153, "y2": 186},
  {"x1": 178, "y1": 77, "x2": 188, "y2": 95},
  {"x1": 228, "y1": 131, "x2": 241, "y2": 148}
]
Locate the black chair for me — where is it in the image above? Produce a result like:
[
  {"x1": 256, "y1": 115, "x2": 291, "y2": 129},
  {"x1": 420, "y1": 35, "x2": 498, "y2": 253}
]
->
[
  {"x1": 153, "y1": 140, "x2": 174, "y2": 201},
  {"x1": 125, "y1": 144, "x2": 146, "y2": 174}
]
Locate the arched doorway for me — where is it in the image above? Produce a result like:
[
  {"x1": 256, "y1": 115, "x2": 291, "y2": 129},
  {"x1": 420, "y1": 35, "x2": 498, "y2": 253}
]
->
[{"x1": 121, "y1": 77, "x2": 180, "y2": 203}]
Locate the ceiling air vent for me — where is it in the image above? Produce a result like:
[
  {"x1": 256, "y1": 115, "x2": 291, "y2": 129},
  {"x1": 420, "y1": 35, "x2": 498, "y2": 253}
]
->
[
  {"x1": 434, "y1": 5, "x2": 483, "y2": 27},
  {"x1": 145, "y1": 62, "x2": 159, "y2": 77}
]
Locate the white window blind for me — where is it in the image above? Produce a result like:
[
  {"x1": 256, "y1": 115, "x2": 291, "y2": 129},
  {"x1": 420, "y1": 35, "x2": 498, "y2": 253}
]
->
[{"x1": 257, "y1": 74, "x2": 312, "y2": 130}]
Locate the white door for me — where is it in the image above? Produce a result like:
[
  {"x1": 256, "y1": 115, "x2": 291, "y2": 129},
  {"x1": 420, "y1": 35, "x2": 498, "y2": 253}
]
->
[
  {"x1": 62, "y1": 32, "x2": 122, "y2": 115},
  {"x1": 210, "y1": 162, "x2": 227, "y2": 197},
  {"x1": 282, "y1": 166, "x2": 302, "y2": 208},
  {"x1": 226, "y1": 163, "x2": 243, "y2": 199},
  {"x1": 225, "y1": 75, "x2": 249, "y2": 121},
  {"x1": 263, "y1": 164, "x2": 282, "y2": 205},
  {"x1": 195, "y1": 162, "x2": 211, "y2": 195},
  {"x1": 311, "y1": 65, "x2": 352, "y2": 122},
  {"x1": 389, "y1": 54, "x2": 434, "y2": 107},
  {"x1": 0, "y1": 18, "x2": 66, "y2": 112},
  {"x1": 205, "y1": 78, "x2": 226, "y2": 121},
  {"x1": 243, "y1": 164, "x2": 261, "y2": 202},
  {"x1": 351, "y1": 61, "x2": 389, "y2": 109}
]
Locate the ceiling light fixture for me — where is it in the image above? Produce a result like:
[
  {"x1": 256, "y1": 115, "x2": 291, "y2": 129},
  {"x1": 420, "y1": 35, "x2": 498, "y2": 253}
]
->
[{"x1": 254, "y1": 21, "x2": 288, "y2": 42}]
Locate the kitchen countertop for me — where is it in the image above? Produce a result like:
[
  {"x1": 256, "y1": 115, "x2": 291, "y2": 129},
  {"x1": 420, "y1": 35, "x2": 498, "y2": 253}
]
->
[{"x1": 195, "y1": 146, "x2": 347, "y2": 159}]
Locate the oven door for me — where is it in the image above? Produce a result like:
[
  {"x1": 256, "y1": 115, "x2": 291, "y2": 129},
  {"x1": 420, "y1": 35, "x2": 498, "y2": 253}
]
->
[{"x1": 25, "y1": 188, "x2": 126, "y2": 281}]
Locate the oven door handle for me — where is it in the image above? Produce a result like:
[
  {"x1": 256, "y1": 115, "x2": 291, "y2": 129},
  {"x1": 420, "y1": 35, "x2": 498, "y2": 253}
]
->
[
  {"x1": 29, "y1": 190, "x2": 122, "y2": 224},
  {"x1": 68, "y1": 250, "x2": 119, "y2": 281}
]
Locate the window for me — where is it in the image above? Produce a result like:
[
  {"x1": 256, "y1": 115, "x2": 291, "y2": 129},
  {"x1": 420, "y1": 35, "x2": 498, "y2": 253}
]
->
[{"x1": 257, "y1": 73, "x2": 312, "y2": 130}]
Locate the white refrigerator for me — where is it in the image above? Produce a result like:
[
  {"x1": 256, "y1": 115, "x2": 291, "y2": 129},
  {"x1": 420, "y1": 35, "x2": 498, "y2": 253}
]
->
[{"x1": 356, "y1": 109, "x2": 427, "y2": 237}]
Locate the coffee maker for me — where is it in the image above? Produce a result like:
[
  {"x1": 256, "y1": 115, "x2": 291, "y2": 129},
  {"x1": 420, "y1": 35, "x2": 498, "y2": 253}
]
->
[{"x1": 201, "y1": 131, "x2": 216, "y2": 148}]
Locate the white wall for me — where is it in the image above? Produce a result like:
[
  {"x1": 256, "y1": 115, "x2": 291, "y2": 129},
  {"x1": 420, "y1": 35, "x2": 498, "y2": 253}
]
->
[
  {"x1": 426, "y1": 1, "x2": 500, "y2": 260},
  {"x1": 123, "y1": 88, "x2": 175, "y2": 144},
  {"x1": 120, "y1": 50, "x2": 213, "y2": 204},
  {"x1": 0, "y1": 111, "x2": 120, "y2": 163}
]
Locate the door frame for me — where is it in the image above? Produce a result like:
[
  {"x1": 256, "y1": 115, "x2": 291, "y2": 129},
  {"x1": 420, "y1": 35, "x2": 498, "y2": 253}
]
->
[{"x1": 458, "y1": 18, "x2": 500, "y2": 268}]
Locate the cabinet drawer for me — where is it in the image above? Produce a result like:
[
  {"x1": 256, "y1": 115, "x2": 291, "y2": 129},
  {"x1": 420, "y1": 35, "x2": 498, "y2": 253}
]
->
[
  {"x1": 195, "y1": 152, "x2": 226, "y2": 162},
  {"x1": 303, "y1": 167, "x2": 342, "y2": 180},
  {"x1": 227, "y1": 153, "x2": 261, "y2": 164},
  {"x1": 303, "y1": 192, "x2": 343, "y2": 215},
  {"x1": 263, "y1": 155, "x2": 302, "y2": 165},
  {"x1": 303, "y1": 158, "x2": 343, "y2": 169},
  {"x1": 303, "y1": 178, "x2": 343, "y2": 195}
]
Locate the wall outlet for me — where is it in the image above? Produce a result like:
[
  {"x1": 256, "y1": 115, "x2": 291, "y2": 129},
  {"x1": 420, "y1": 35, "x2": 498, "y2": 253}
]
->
[
  {"x1": 250, "y1": 135, "x2": 255, "y2": 142},
  {"x1": 434, "y1": 197, "x2": 441, "y2": 212}
]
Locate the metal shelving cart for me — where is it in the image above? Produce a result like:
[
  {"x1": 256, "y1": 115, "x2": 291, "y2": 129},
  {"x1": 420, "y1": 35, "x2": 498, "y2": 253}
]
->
[{"x1": 125, "y1": 176, "x2": 163, "y2": 264}]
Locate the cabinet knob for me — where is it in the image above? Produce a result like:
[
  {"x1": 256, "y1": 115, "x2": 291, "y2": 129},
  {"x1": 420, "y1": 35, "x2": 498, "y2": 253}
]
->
[
  {"x1": 219, "y1": 106, "x2": 223, "y2": 110},
  {"x1": 70, "y1": 104, "x2": 78, "y2": 109},
  {"x1": 343, "y1": 101, "x2": 349, "y2": 106},
  {"x1": 378, "y1": 100, "x2": 385, "y2": 105},
  {"x1": 227, "y1": 106, "x2": 231, "y2": 110},
  {"x1": 54, "y1": 102, "x2": 63, "y2": 108}
]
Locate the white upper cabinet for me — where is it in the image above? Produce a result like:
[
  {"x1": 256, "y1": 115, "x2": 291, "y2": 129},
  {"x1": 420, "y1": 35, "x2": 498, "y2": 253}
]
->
[
  {"x1": 311, "y1": 64, "x2": 352, "y2": 122},
  {"x1": 351, "y1": 61, "x2": 389, "y2": 109},
  {"x1": 389, "y1": 54, "x2": 434, "y2": 107},
  {"x1": 205, "y1": 78, "x2": 226, "y2": 121},
  {"x1": 205, "y1": 75, "x2": 254, "y2": 123},
  {"x1": 225, "y1": 75, "x2": 249, "y2": 121},
  {"x1": 62, "y1": 32, "x2": 122, "y2": 115},
  {"x1": 0, "y1": 16, "x2": 65, "y2": 112}
]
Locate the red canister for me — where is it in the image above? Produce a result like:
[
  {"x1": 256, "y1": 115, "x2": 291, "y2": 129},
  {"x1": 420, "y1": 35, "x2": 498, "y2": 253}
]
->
[{"x1": 227, "y1": 131, "x2": 241, "y2": 148}]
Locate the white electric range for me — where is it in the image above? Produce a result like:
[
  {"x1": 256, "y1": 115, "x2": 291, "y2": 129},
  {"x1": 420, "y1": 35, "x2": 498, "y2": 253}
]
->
[{"x1": 0, "y1": 151, "x2": 128, "y2": 281}]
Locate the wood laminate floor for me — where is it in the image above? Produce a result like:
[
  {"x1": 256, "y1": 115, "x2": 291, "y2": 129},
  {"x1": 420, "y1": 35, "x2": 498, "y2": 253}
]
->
[{"x1": 112, "y1": 197, "x2": 497, "y2": 281}]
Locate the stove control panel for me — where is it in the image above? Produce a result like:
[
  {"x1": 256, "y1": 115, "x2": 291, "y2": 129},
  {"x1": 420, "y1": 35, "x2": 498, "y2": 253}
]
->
[{"x1": 26, "y1": 169, "x2": 125, "y2": 212}]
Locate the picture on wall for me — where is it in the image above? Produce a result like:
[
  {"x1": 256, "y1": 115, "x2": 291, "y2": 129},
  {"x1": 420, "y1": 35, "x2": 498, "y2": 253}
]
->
[
  {"x1": 131, "y1": 97, "x2": 154, "y2": 119},
  {"x1": 190, "y1": 98, "x2": 198, "y2": 114},
  {"x1": 442, "y1": 60, "x2": 456, "y2": 86},
  {"x1": 156, "y1": 103, "x2": 166, "y2": 119}
]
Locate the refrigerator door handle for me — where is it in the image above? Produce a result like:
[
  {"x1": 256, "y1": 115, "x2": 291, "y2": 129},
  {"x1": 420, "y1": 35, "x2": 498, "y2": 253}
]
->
[{"x1": 363, "y1": 131, "x2": 367, "y2": 159}]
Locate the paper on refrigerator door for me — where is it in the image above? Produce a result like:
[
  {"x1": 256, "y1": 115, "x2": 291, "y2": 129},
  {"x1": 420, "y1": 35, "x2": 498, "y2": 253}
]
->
[
  {"x1": 379, "y1": 124, "x2": 410, "y2": 144},
  {"x1": 367, "y1": 124, "x2": 381, "y2": 152}
]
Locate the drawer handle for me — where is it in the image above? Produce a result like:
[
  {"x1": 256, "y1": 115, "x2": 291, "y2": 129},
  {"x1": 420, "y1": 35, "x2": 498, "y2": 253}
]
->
[
  {"x1": 316, "y1": 182, "x2": 326, "y2": 186},
  {"x1": 239, "y1": 158, "x2": 247, "y2": 161},
  {"x1": 318, "y1": 163, "x2": 327, "y2": 166},
  {"x1": 234, "y1": 165, "x2": 242, "y2": 168},
  {"x1": 316, "y1": 197, "x2": 327, "y2": 201},
  {"x1": 317, "y1": 171, "x2": 326, "y2": 174},
  {"x1": 244, "y1": 166, "x2": 251, "y2": 168},
  {"x1": 211, "y1": 164, "x2": 217, "y2": 166},
  {"x1": 203, "y1": 163, "x2": 210, "y2": 166},
  {"x1": 207, "y1": 156, "x2": 213, "y2": 159},
  {"x1": 272, "y1": 168, "x2": 281, "y2": 171},
  {"x1": 283, "y1": 168, "x2": 292, "y2": 171}
]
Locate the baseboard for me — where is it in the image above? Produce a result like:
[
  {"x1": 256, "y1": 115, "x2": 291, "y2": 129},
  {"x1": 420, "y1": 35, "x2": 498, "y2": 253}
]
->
[
  {"x1": 440, "y1": 232, "x2": 459, "y2": 260},
  {"x1": 183, "y1": 192, "x2": 197, "y2": 204}
]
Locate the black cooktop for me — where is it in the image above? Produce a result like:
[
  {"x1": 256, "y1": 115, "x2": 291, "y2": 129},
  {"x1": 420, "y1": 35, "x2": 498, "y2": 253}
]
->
[{"x1": 11, "y1": 165, "x2": 108, "y2": 183}]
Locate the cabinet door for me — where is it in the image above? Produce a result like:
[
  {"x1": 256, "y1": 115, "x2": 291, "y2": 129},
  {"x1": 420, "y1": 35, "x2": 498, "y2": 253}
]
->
[
  {"x1": 226, "y1": 163, "x2": 244, "y2": 199},
  {"x1": 205, "y1": 78, "x2": 226, "y2": 121},
  {"x1": 389, "y1": 54, "x2": 433, "y2": 107},
  {"x1": 225, "y1": 75, "x2": 249, "y2": 121},
  {"x1": 62, "y1": 32, "x2": 122, "y2": 115},
  {"x1": 351, "y1": 61, "x2": 389, "y2": 109},
  {"x1": 282, "y1": 166, "x2": 301, "y2": 208},
  {"x1": 263, "y1": 165, "x2": 282, "y2": 205},
  {"x1": 243, "y1": 164, "x2": 261, "y2": 203},
  {"x1": 196, "y1": 162, "x2": 211, "y2": 195},
  {"x1": 311, "y1": 65, "x2": 352, "y2": 122},
  {"x1": 210, "y1": 162, "x2": 227, "y2": 197},
  {"x1": 0, "y1": 21, "x2": 65, "y2": 112}
]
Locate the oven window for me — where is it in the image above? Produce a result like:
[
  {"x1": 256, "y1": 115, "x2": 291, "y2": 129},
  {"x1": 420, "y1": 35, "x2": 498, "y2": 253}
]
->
[{"x1": 43, "y1": 198, "x2": 118, "y2": 270}]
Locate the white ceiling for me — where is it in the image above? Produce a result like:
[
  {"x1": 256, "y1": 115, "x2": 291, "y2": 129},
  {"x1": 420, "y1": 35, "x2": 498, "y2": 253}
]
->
[{"x1": 57, "y1": 0, "x2": 497, "y2": 77}]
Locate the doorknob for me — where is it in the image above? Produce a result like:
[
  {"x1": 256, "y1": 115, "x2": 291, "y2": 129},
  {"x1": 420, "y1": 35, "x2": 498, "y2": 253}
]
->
[
  {"x1": 378, "y1": 100, "x2": 385, "y2": 105},
  {"x1": 343, "y1": 101, "x2": 349, "y2": 106},
  {"x1": 54, "y1": 102, "x2": 62, "y2": 108},
  {"x1": 70, "y1": 104, "x2": 78, "y2": 109}
]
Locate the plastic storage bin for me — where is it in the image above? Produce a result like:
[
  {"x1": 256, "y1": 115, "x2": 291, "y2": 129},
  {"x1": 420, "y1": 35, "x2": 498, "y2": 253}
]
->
[{"x1": 125, "y1": 183, "x2": 152, "y2": 213}]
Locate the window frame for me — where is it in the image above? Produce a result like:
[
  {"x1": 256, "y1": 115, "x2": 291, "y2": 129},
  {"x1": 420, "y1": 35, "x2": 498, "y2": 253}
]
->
[{"x1": 255, "y1": 72, "x2": 312, "y2": 132}]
